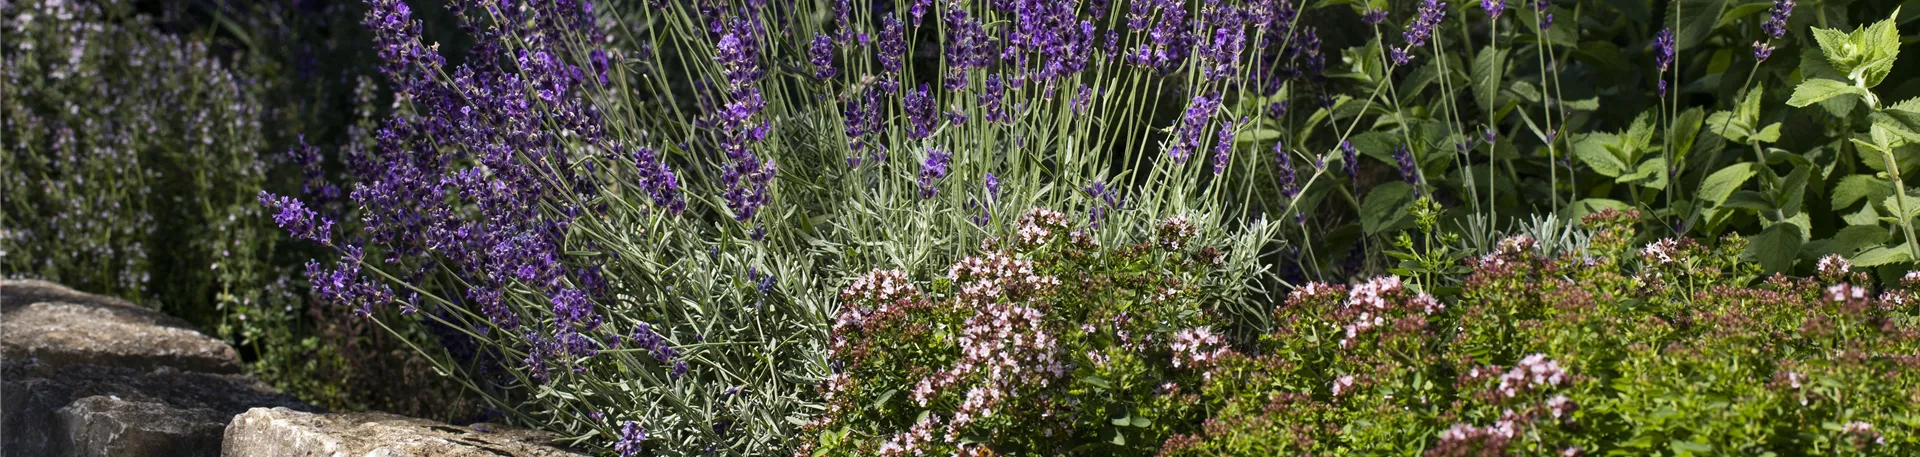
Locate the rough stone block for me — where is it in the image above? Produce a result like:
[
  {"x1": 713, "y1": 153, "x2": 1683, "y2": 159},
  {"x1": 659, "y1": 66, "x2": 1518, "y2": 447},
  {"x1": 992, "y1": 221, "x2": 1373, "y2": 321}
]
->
[{"x1": 222, "y1": 407, "x2": 587, "y2": 457}]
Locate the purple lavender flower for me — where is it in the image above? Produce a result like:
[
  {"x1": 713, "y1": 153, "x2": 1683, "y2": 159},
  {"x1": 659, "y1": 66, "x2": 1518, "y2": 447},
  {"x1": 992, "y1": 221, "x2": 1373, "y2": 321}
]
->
[
  {"x1": 1200, "y1": 5, "x2": 1248, "y2": 81},
  {"x1": 1213, "y1": 119, "x2": 1237, "y2": 175},
  {"x1": 1128, "y1": 0, "x2": 1153, "y2": 31},
  {"x1": 1403, "y1": 0, "x2": 1448, "y2": 50},
  {"x1": 1762, "y1": 0, "x2": 1794, "y2": 39},
  {"x1": 1341, "y1": 140, "x2": 1359, "y2": 181},
  {"x1": 1084, "y1": 180, "x2": 1125, "y2": 229},
  {"x1": 1169, "y1": 93, "x2": 1220, "y2": 164},
  {"x1": 1132, "y1": 0, "x2": 1192, "y2": 70},
  {"x1": 550, "y1": 288, "x2": 601, "y2": 332},
  {"x1": 1394, "y1": 144, "x2": 1419, "y2": 185},
  {"x1": 630, "y1": 322, "x2": 678, "y2": 364},
  {"x1": 363, "y1": 0, "x2": 445, "y2": 96},
  {"x1": 981, "y1": 74, "x2": 1010, "y2": 124},
  {"x1": 631, "y1": 146, "x2": 685, "y2": 214},
  {"x1": 984, "y1": 172, "x2": 1001, "y2": 199},
  {"x1": 305, "y1": 248, "x2": 392, "y2": 317},
  {"x1": 1483, "y1": 0, "x2": 1505, "y2": 19},
  {"x1": 1362, "y1": 9, "x2": 1388, "y2": 25},
  {"x1": 259, "y1": 191, "x2": 333, "y2": 245},
  {"x1": 943, "y1": 10, "x2": 993, "y2": 89},
  {"x1": 1653, "y1": 28, "x2": 1677, "y2": 72},
  {"x1": 1390, "y1": 48, "x2": 1413, "y2": 66},
  {"x1": 713, "y1": 15, "x2": 777, "y2": 221},
  {"x1": 1753, "y1": 41, "x2": 1775, "y2": 61},
  {"x1": 1274, "y1": 142, "x2": 1300, "y2": 198},
  {"x1": 746, "y1": 267, "x2": 776, "y2": 304},
  {"x1": 714, "y1": 21, "x2": 763, "y2": 90},
  {"x1": 917, "y1": 148, "x2": 953, "y2": 199},
  {"x1": 589, "y1": 49, "x2": 611, "y2": 85},
  {"x1": 614, "y1": 421, "x2": 645, "y2": 457},
  {"x1": 905, "y1": 84, "x2": 938, "y2": 140},
  {"x1": 878, "y1": 17, "x2": 907, "y2": 75},
  {"x1": 910, "y1": 0, "x2": 932, "y2": 25},
  {"x1": 289, "y1": 136, "x2": 339, "y2": 206},
  {"x1": 845, "y1": 86, "x2": 887, "y2": 160},
  {"x1": 1653, "y1": 27, "x2": 1676, "y2": 96},
  {"x1": 1071, "y1": 84, "x2": 1094, "y2": 114},
  {"x1": 1268, "y1": 101, "x2": 1288, "y2": 120},
  {"x1": 809, "y1": 34, "x2": 835, "y2": 80},
  {"x1": 1287, "y1": 26, "x2": 1325, "y2": 80}
]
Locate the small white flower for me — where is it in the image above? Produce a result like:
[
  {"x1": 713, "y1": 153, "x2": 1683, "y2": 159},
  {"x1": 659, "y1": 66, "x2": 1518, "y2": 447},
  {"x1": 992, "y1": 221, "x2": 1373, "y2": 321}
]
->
[{"x1": 1817, "y1": 254, "x2": 1852, "y2": 276}]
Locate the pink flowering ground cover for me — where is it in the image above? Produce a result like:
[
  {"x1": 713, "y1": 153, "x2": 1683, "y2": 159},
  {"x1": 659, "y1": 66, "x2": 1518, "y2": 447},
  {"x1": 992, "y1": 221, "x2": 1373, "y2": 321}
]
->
[{"x1": 810, "y1": 210, "x2": 1920, "y2": 456}]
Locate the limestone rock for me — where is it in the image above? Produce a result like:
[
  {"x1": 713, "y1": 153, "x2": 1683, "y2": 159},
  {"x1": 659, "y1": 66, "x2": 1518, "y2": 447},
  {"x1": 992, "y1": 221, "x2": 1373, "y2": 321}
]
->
[
  {"x1": 2, "y1": 280, "x2": 241, "y2": 375},
  {"x1": 222, "y1": 407, "x2": 588, "y2": 457},
  {"x1": 2, "y1": 363, "x2": 312, "y2": 457},
  {"x1": 0, "y1": 280, "x2": 311, "y2": 457},
  {"x1": 53, "y1": 395, "x2": 231, "y2": 457}
]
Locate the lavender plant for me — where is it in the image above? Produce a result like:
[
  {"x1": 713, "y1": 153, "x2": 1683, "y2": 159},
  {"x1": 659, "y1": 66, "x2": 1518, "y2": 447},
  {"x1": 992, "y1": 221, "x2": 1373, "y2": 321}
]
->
[{"x1": 266, "y1": 0, "x2": 1314, "y2": 454}]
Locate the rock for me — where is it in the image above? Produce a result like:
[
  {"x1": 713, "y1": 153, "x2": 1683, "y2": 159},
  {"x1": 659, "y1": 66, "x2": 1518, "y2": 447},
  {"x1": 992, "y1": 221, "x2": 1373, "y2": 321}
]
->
[
  {"x1": 1, "y1": 280, "x2": 312, "y2": 457},
  {"x1": 2, "y1": 280, "x2": 242, "y2": 376},
  {"x1": 53, "y1": 395, "x2": 230, "y2": 457},
  {"x1": 2, "y1": 362, "x2": 312, "y2": 457},
  {"x1": 222, "y1": 407, "x2": 588, "y2": 457}
]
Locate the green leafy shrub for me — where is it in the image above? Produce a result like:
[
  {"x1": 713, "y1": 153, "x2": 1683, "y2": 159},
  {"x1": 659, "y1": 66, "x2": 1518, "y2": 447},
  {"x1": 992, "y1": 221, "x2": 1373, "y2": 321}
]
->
[
  {"x1": 1165, "y1": 209, "x2": 1920, "y2": 455},
  {"x1": 804, "y1": 207, "x2": 1920, "y2": 456},
  {"x1": 2, "y1": 0, "x2": 272, "y2": 317}
]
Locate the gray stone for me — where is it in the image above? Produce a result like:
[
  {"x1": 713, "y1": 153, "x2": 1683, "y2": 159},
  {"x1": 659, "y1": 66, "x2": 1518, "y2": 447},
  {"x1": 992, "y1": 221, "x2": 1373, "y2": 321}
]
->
[
  {"x1": 0, "y1": 280, "x2": 312, "y2": 457},
  {"x1": 2, "y1": 362, "x2": 313, "y2": 457},
  {"x1": 2, "y1": 280, "x2": 242, "y2": 376},
  {"x1": 222, "y1": 407, "x2": 588, "y2": 457},
  {"x1": 53, "y1": 395, "x2": 230, "y2": 457}
]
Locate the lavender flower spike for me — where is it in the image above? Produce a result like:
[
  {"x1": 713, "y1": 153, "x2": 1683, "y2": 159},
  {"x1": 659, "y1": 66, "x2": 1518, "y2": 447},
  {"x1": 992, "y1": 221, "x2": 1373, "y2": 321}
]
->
[
  {"x1": 1341, "y1": 140, "x2": 1360, "y2": 182},
  {"x1": 1274, "y1": 142, "x2": 1300, "y2": 198},
  {"x1": 1653, "y1": 27, "x2": 1676, "y2": 96},
  {"x1": 258, "y1": 191, "x2": 333, "y2": 245},
  {"x1": 1405, "y1": 0, "x2": 1448, "y2": 49},
  {"x1": 1394, "y1": 144, "x2": 1419, "y2": 186},
  {"x1": 614, "y1": 421, "x2": 645, "y2": 457},
  {"x1": 917, "y1": 148, "x2": 953, "y2": 199},
  {"x1": 809, "y1": 34, "x2": 835, "y2": 80},
  {"x1": 1762, "y1": 0, "x2": 1794, "y2": 39},
  {"x1": 1212, "y1": 119, "x2": 1236, "y2": 175}
]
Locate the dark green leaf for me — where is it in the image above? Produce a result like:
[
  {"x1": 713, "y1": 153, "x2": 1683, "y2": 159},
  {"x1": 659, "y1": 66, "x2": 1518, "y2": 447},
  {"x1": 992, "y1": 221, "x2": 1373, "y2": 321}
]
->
[
  {"x1": 1575, "y1": 133, "x2": 1628, "y2": 177},
  {"x1": 1833, "y1": 175, "x2": 1893, "y2": 209},
  {"x1": 1829, "y1": 225, "x2": 1892, "y2": 255},
  {"x1": 1716, "y1": 2, "x2": 1774, "y2": 28},
  {"x1": 1698, "y1": 162, "x2": 1758, "y2": 208},
  {"x1": 1672, "y1": 0, "x2": 1729, "y2": 51},
  {"x1": 1473, "y1": 45, "x2": 1509, "y2": 113},
  {"x1": 1743, "y1": 223, "x2": 1805, "y2": 273},
  {"x1": 1361, "y1": 182, "x2": 1416, "y2": 235}
]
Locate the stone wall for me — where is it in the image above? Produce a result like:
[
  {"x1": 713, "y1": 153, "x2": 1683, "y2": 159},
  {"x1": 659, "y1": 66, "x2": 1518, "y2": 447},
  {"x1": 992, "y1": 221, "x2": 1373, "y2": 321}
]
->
[{"x1": 1, "y1": 280, "x2": 585, "y2": 457}]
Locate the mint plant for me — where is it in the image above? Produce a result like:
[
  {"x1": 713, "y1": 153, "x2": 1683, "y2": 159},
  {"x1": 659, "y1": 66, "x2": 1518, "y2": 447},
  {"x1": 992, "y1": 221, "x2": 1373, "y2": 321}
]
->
[{"x1": 1784, "y1": 9, "x2": 1920, "y2": 271}]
